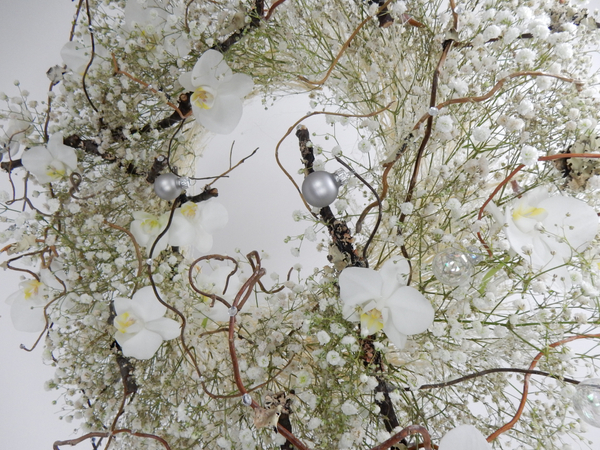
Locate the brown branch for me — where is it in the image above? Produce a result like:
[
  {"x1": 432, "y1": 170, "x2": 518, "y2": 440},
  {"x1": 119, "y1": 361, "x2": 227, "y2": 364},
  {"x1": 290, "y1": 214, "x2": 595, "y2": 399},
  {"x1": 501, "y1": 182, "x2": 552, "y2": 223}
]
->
[
  {"x1": 488, "y1": 334, "x2": 600, "y2": 442},
  {"x1": 369, "y1": 425, "x2": 432, "y2": 450},
  {"x1": 111, "y1": 54, "x2": 188, "y2": 119},
  {"x1": 104, "y1": 220, "x2": 144, "y2": 278},
  {"x1": 53, "y1": 429, "x2": 172, "y2": 450},
  {"x1": 413, "y1": 71, "x2": 582, "y2": 130},
  {"x1": 298, "y1": 0, "x2": 395, "y2": 86},
  {"x1": 295, "y1": 126, "x2": 365, "y2": 268},
  {"x1": 188, "y1": 254, "x2": 239, "y2": 309}
]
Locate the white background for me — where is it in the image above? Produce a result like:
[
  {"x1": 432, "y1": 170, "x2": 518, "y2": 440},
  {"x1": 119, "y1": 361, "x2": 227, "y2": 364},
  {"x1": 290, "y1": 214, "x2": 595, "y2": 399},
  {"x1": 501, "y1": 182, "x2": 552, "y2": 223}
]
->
[{"x1": 1, "y1": 1, "x2": 600, "y2": 449}]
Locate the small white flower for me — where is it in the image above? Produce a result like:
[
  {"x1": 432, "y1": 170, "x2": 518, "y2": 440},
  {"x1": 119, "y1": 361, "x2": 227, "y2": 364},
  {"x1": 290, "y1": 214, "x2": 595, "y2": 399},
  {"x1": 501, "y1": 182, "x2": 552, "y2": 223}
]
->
[
  {"x1": 316, "y1": 330, "x2": 331, "y2": 345},
  {"x1": 341, "y1": 401, "x2": 359, "y2": 415},
  {"x1": 472, "y1": 125, "x2": 491, "y2": 143},
  {"x1": 515, "y1": 48, "x2": 536, "y2": 66},
  {"x1": 326, "y1": 350, "x2": 342, "y2": 365},
  {"x1": 295, "y1": 369, "x2": 312, "y2": 387},
  {"x1": 357, "y1": 139, "x2": 371, "y2": 153},
  {"x1": 436, "y1": 115, "x2": 454, "y2": 134},
  {"x1": 179, "y1": 50, "x2": 253, "y2": 134},
  {"x1": 519, "y1": 145, "x2": 538, "y2": 167},
  {"x1": 113, "y1": 286, "x2": 180, "y2": 360},
  {"x1": 21, "y1": 133, "x2": 78, "y2": 184}
]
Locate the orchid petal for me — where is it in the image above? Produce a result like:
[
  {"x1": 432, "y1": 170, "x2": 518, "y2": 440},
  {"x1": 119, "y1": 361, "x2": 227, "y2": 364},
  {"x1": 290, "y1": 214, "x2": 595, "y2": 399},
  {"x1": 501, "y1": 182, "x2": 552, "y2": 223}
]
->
[
  {"x1": 198, "y1": 200, "x2": 229, "y2": 234},
  {"x1": 439, "y1": 425, "x2": 492, "y2": 450},
  {"x1": 10, "y1": 297, "x2": 46, "y2": 332},
  {"x1": 167, "y1": 214, "x2": 197, "y2": 247},
  {"x1": 178, "y1": 72, "x2": 195, "y2": 92},
  {"x1": 540, "y1": 195, "x2": 598, "y2": 256},
  {"x1": 194, "y1": 94, "x2": 243, "y2": 134},
  {"x1": 379, "y1": 256, "x2": 410, "y2": 299},
  {"x1": 194, "y1": 226, "x2": 214, "y2": 253},
  {"x1": 146, "y1": 317, "x2": 181, "y2": 340},
  {"x1": 116, "y1": 327, "x2": 164, "y2": 360},
  {"x1": 387, "y1": 286, "x2": 434, "y2": 336},
  {"x1": 131, "y1": 286, "x2": 167, "y2": 321},
  {"x1": 219, "y1": 73, "x2": 253, "y2": 98},
  {"x1": 191, "y1": 50, "x2": 229, "y2": 89},
  {"x1": 48, "y1": 133, "x2": 78, "y2": 171},
  {"x1": 382, "y1": 319, "x2": 408, "y2": 349},
  {"x1": 21, "y1": 146, "x2": 55, "y2": 183},
  {"x1": 339, "y1": 267, "x2": 383, "y2": 308}
]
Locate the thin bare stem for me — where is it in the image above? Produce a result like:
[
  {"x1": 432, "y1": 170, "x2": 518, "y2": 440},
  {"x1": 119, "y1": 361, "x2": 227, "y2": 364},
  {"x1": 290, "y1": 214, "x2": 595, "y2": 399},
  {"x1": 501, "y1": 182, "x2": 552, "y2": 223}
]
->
[
  {"x1": 104, "y1": 220, "x2": 143, "y2": 278},
  {"x1": 487, "y1": 334, "x2": 600, "y2": 442},
  {"x1": 298, "y1": 0, "x2": 395, "y2": 86},
  {"x1": 111, "y1": 54, "x2": 187, "y2": 119}
]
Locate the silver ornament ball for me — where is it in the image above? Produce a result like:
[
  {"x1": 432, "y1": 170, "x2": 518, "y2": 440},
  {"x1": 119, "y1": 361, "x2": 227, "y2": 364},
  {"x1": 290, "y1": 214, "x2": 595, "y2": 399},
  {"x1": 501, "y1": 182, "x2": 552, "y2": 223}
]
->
[
  {"x1": 154, "y1": 173, "x2": 190, "y2": 201},
  {"x1": 573, "y1": 379, "x2": 600, "y2": 428},
  {"x1": 432, "y1": 248, "x2": 473, "y2": 287},
  {"x1": 301, "y1": 171, "x2": 340, "y2": 208}
]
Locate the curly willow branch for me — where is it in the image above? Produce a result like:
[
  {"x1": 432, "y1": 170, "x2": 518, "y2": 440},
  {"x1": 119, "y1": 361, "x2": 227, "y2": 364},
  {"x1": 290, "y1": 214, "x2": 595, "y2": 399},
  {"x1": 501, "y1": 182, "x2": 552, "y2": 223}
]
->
[
  {"x1": 487, "y1": 333, "x2": 600, "y2": 442},
  {"x1": 104, "y1": 220, "x2": 143, "y2": 277},
  {"x1": 188, "y1": 254, "x2": 239, "y2": 308},
  {"x1": 53, "y1": 429, "x2": 172, "y2": 450}
]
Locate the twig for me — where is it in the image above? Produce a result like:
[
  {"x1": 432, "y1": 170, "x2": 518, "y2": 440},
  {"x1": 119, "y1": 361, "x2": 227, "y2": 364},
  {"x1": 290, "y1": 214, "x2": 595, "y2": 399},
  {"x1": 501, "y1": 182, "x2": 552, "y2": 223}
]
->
[
  {"x1": 369, "y1": 425, "x2": 432, "y2": 450},
  {"x1": 335, "y1": 156, "x2": 381, "y2": 264},
  {"x1": 298, "y1": 0, "x2": 395, "y2": 86},
  {"x1": 487, "y1": 333, "x2": 600, "y2": 442},
  {"x1": 82, "y1": 0, "x2": 98, "y2": 113},
  {"x1": 104, "y1": 220, "x2": 143, "y2": 278},
  {"x1": 53, "y1": 429, "x2": 173, "y2": 450},
  {"x1": 111, "y1": 54, "x2": 188, "y2": 119}
]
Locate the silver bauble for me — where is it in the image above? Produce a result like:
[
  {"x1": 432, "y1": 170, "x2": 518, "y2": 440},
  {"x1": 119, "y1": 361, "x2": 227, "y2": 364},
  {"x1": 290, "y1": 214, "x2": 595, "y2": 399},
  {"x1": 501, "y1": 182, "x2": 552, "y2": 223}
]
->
[
  {"x1": 301, "y1": 171, "x2": 340, "y2": 208},
  {"x1": 573, "y1": 379, "x2": 600, "y2": 428},
  {"x1": 154, "y1": 173, "x2": 190, "y2": 201}
]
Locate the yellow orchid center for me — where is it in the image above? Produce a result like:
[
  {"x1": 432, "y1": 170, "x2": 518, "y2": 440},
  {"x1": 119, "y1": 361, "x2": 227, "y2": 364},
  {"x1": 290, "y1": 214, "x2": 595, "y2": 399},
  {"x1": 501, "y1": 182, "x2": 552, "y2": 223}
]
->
[
  {"x1": 191, "y1": 86, "x2": 215, "y2": 110},
  {"x1": 23, "y1": 280, "x2": 42, "y2": 300},
  {"x1": 181, "y1": 202, "x2": 198, "y2": 219},
  {"x1": 114, "y1": 312, "x2": 137, "y2": 334},
  {"x1": 360, "y1": 309, "x2": 384, "y2": 336},
  {"x1": 46, "y1": 161, "x2": 67, "y2": 180},
  {"x1": 512, "y1": 203, "x2": 547, "y2": 222},
  {"x1": 140, "y1": 217, "x2": 160, "y2": 234}
]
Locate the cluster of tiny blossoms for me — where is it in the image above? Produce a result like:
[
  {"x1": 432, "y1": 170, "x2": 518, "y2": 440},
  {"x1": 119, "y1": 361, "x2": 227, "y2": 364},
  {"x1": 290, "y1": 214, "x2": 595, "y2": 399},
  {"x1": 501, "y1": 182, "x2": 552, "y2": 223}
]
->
[{"x1": 2, "y1": 1, "x2": 600, "y2": 449}]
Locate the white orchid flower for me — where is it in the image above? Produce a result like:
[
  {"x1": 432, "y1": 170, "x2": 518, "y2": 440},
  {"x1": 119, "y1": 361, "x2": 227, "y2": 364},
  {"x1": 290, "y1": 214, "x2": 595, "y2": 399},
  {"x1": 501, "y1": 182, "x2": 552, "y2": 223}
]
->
[
  {"x1": 338, "y1": 256, "x2": 435, "y2": 349},
  {"x1": 130, "y1": 211, "x2": 170, "y2": 256},
  {"x1": 438, "y1": 425, "x2": 492, "y2": 450},
  {"x1": 113, "y1": 286, "x2": 180, "y2": 360},
  {"x1": 21, "y1": 133, "x2": 78, "y2": 184},
  {"x1": 179, "y1": 50, "x2": 253, "y2": 134},
  {"x1": 167, "y1": 199, "x2": 228, "y2": 253},
  {"x1": 505, "y1": 188, "x2": 598, "y2": 269}
]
